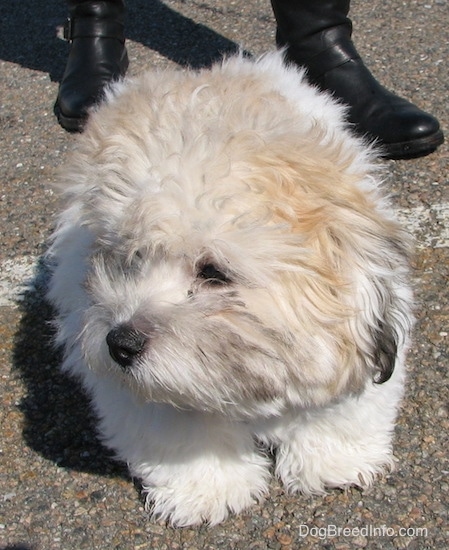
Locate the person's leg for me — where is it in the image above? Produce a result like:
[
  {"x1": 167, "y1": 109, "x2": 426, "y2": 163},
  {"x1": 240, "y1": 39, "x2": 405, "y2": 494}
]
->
[
  {"x1": 271, "y1": 0, "x2": 444, "y2": 159},
  {"x1": 56, "y1": 0, "x2": 128, "y2": 132}
]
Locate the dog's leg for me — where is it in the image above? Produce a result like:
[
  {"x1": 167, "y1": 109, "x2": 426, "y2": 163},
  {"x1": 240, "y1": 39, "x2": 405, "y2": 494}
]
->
[
  {"x1": 259, "y1": 365, "x2": 405, "y2": 494},
  {"x1": 90, "y1": 379, "x2": 270, "y2": 526}
]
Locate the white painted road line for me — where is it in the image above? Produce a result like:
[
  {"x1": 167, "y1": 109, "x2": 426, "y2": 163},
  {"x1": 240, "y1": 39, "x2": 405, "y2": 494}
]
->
[
  {"x1": 396, "y1": 202, "x2": 449, "y2": 250},
  {"x1": 1, "y1": 202, "x2": 448, "y2": 308},
  {"x1": 0, "y1": 256, "x2": 39, "y2": 307}
]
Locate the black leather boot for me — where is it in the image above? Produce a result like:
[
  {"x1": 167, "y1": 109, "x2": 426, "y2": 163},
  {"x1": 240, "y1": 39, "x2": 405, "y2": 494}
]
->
[
  {"x1": 55, "y1": 0, "x2": 129, "y2": 132},
  {"x1": 271, "y1": 0, "x2": 444, "y2": 159}
]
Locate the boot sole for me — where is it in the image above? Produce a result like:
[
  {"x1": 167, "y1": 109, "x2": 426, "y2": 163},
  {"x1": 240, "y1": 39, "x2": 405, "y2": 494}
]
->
[{"x1": 380, "y1": 130, "x2": 445, "y2": 160}]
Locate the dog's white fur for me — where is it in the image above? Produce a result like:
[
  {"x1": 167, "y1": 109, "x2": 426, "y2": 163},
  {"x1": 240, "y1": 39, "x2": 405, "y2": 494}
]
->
[{"x1": 47, "y1": 52, "x2": 413, "y2": 526}]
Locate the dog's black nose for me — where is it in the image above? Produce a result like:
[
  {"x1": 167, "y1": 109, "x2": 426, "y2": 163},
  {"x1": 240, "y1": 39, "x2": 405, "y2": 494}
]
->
[{"x1": 106, "y1": 325, "x2": 147, "y2": 370}]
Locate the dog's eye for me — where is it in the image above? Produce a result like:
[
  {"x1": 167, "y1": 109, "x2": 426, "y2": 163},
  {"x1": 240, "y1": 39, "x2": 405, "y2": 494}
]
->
[
  {"x1": 133, "y1": 250, "x2": 145, "y2": 264},
  {"x1": 197, "y1": 263, "x2": 231, "y2": 285},
  {"x1": 125, "y1": 249, "x2": 143, "y2": 269}
]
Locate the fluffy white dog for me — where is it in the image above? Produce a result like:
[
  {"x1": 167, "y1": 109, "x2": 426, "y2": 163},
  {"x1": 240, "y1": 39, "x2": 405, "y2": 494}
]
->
[{"x1": 47, "y1": 52, "x2": 413, "y2": 526}]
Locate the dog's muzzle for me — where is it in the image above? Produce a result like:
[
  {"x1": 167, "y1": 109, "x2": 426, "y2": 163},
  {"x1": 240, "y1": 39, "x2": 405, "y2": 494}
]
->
[{"x1": 106, "y1": 324, "x2": 147, "y2": 370}]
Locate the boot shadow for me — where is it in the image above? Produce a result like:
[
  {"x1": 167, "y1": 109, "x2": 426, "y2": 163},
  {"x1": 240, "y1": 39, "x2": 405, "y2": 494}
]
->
[
  {"x1": 127, "y1": 0, "x2": 247, "y2": 69},
  {"x1": 1, "y1": 0, "x2": 248, "y2": 83}
]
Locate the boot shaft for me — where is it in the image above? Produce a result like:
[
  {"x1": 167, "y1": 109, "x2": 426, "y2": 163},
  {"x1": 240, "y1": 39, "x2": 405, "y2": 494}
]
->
[
  {"x1": 271, "y1": 0, "x2": 352, "y2": 64},
  {"x1": 64, "y1": 0, "x2": 126, "y2": 42},
  {"x1": 67, "y1": 0, "x2": 126, "y2": 22}
]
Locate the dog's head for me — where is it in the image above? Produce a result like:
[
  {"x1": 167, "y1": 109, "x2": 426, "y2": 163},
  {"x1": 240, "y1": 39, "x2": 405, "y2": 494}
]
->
[{"x1": 53, "y1": 55, "x2": 412, "y2": 418}]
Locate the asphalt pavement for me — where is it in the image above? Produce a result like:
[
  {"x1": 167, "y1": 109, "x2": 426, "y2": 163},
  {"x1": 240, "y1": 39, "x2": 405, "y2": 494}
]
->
[{"x1": 1, "y1": 1, "x2": 448, "y2": 549}]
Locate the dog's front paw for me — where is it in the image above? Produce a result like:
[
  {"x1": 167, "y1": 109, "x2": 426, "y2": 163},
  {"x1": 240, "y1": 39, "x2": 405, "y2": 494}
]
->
[
  {"x1": 271, "y1": 384, "x2": 401, "y2": 495},
  {"x1": 276, "y1": 439, "x2": 393, "y2": 496},
  {"x1": 141, "y1": 457, "x2": 270, "y2": 526},
  {"x1": 275, "y1": 415, "x2": 395, "y2": 495}
]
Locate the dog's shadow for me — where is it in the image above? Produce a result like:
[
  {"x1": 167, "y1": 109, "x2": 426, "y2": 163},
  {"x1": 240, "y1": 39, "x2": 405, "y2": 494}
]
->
[{"x1": 12, "y1": 257, "x2": 127, "y2": 479}]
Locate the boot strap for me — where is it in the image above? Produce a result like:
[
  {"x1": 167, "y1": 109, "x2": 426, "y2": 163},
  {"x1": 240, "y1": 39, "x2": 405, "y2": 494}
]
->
[
  {"x1": 63, "y1": 17, "x2": 125, "y2": 42},
  {"x1": 304, "y1": 37, "x2": 361, "y2": 79}
]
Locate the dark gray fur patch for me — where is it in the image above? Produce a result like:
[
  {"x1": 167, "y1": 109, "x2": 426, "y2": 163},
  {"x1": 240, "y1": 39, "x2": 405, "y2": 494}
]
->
[{"x1": 372, "y1": 320, "x2": 398, "y2": 384}]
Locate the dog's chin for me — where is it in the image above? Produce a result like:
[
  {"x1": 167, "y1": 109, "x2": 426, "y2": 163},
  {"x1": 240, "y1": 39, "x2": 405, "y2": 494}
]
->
[
  {"x1": 127, "y1": 375, "x2": 288, "y2": 420},
  {"x1": 86, "y1": 349, "x2": 288, "y2": 419}
]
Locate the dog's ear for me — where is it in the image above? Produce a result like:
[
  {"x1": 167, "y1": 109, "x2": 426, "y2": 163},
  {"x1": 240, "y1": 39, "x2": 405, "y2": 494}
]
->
[{"x1": 371, "y1": 319, "x2": 398, "y2": 384}]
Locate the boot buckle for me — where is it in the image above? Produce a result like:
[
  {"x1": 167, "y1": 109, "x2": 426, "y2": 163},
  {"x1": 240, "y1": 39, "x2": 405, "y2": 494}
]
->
[
  {"x1": 61, "y1": 17, "x2": 126, "y2": 42},
  {"x1": 63, "y1": 18, "x2": 74, "y2": 42}
]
